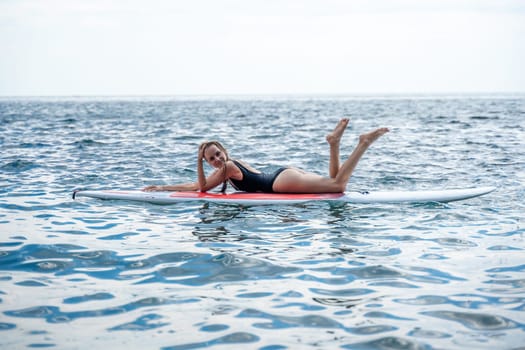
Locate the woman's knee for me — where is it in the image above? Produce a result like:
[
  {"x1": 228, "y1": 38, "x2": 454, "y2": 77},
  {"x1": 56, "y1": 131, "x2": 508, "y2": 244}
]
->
[{"x1": 330, "y1": 181, "x2": 346, "y2": 193}]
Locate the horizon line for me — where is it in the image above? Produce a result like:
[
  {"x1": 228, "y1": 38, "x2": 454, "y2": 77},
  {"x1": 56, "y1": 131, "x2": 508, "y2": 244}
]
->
[{"x1": 1, "y1": 91, "x2": 524, "y2": 100}]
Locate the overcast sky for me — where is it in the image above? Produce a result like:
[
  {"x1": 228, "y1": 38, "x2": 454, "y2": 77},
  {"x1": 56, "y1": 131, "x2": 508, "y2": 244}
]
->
[{"x1": 1, "y1": 0, "x2": 524, "y2": 96}]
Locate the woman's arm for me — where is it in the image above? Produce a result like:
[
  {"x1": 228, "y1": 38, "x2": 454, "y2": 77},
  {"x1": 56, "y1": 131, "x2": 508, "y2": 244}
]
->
[
  {"x1": 142, "y1": 170, "x2": 227, "y2": 192},
  {"x1": 197, "y1": 144, "x2": 207, "y2": 191},
  {"x1": 198, "y1": 167, "x2": 230, "y2": 192},
  {"x1": 143, "y1": 146, "x2": 206, "y2": 192},
  {"x1": 143, "y1": 163, "x2": 231, "y2": 193},
  {"x1": 197, "y1": 144, "x2": 231, "y2": 192},
  {"x1": 143, "y1": 145, "x2": 233, "y2": 193},
  {"x1": 143, "y1": 183, "x2": 199, "y2": 192}
]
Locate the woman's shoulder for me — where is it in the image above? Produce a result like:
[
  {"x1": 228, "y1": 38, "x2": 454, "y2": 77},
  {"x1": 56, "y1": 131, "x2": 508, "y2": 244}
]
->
[
  {"x1": 226, "y1": 159, "x2": 239, "y2": 167},
  {"x1": 229, "y1": 159, "x2": 260, "y2": 174},
  {"x1": 225, "y1": 159, "x2": 242, "y2": 172}
]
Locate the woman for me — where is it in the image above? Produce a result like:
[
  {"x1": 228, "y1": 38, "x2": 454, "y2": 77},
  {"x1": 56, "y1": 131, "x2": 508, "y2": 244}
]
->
[{"x1": 143, "y1": 119, "x2": 389, "y2": 193}]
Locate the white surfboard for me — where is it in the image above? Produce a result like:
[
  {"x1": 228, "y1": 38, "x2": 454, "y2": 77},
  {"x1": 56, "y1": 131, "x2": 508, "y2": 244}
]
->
[{"x1": 73, "y1": 187, "x2": 495, "y2": 205}]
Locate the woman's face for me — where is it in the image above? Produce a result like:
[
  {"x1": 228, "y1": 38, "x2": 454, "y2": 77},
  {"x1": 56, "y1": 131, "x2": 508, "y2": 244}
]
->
[{"x1": 204, "y1": 144, "x2": 227, "y2": 168}]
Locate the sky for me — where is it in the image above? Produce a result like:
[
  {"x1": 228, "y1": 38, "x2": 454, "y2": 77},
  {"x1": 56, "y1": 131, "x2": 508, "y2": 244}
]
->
[{"x1": 1, "y1": 0, "x2": 524, "y2": 96}]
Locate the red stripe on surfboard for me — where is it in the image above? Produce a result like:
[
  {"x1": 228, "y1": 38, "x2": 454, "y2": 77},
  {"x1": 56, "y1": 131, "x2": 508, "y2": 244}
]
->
[{"x1": 168, "y1": 192, "x2": 345, "y2": 200}]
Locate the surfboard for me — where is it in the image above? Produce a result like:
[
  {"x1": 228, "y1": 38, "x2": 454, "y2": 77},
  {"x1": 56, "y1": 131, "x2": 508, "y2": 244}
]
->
[{"x1": 72, "y1": 187, "x2": 495, "y2": 205}]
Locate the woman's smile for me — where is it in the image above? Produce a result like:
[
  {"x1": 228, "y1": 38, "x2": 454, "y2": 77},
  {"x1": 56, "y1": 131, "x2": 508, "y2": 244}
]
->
[{"x1": 204, "y1": 145, "x2": 226, "y2": 168}]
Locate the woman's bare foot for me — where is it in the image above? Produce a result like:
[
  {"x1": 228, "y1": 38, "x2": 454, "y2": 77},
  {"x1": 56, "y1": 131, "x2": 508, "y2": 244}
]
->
[
  {"x1": 359, "y1": 127, "x2": 389, "y2": 146},
  {"x1": 326, "y1": 118, "x2": 350, "y2": 145}
]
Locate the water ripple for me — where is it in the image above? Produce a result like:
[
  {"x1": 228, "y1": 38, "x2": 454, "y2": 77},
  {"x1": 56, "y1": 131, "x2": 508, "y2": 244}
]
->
[
  {"x1": 237, "y1": 308, "x2": 397, "y2": 335},
  {"x1": 162, "y1": 332, "x2": 260, "y2": 350},
  {"x1": 422, "y1": 310, "x2": 522, "y2": 331},
  {"x1": 4, "y1": 297, "x2": 198, "y2": 324},
  {"x1": 0, "y1": 245, "x2": 301, "y2": 285},
  {"x1": 1, "y1": 97, "x2": 523, "y2": 349},
  {"x1": 343, "y1": 336, "x2": 433, "y2": 350},
  {"x1": 109, "y1": 313, "x2": 169, "y2": 331}
]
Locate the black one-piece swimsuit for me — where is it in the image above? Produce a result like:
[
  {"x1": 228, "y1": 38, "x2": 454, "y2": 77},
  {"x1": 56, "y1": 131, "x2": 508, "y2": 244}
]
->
[{"x1": 229, "y1": 160, "x2": 287, "y2": 193}]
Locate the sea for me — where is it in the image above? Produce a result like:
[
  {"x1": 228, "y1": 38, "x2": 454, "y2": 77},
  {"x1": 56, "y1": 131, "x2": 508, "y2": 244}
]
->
[{"x1": 0, "y1": 95, "x2": 524, "y2": 349}]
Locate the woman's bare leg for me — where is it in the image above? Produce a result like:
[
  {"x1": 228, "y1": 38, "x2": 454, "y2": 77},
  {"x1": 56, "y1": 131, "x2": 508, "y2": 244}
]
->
[
  {"x1": 325, "y1": 118, "x2": 349, "y2": 178},
  {"x1": 273, "y1": 127, "x2": 389, "y2": 193},
  {"x1": 334, "y1": 127, "x2": 389, "y2": 188}
]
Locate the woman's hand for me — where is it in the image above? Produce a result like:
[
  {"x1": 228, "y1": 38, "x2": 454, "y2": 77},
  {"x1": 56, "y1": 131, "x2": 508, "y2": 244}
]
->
[
  {"x1": 198, "y1": 143, "x2": 206, "y2": 162},
  {"x1": 142, "y1": 185, "x2": 163, "y2": 192}
]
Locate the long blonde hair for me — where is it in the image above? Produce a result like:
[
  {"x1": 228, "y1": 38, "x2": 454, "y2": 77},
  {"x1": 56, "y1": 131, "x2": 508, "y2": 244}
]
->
[{"x1": 200, "y1": 141, "x2": 230, "y2": 193}]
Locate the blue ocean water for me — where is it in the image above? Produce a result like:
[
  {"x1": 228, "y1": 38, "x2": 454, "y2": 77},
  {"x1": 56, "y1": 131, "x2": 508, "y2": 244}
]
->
[{"x1": 0, "y1": 95, "x2": 524, "y2": 349}]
